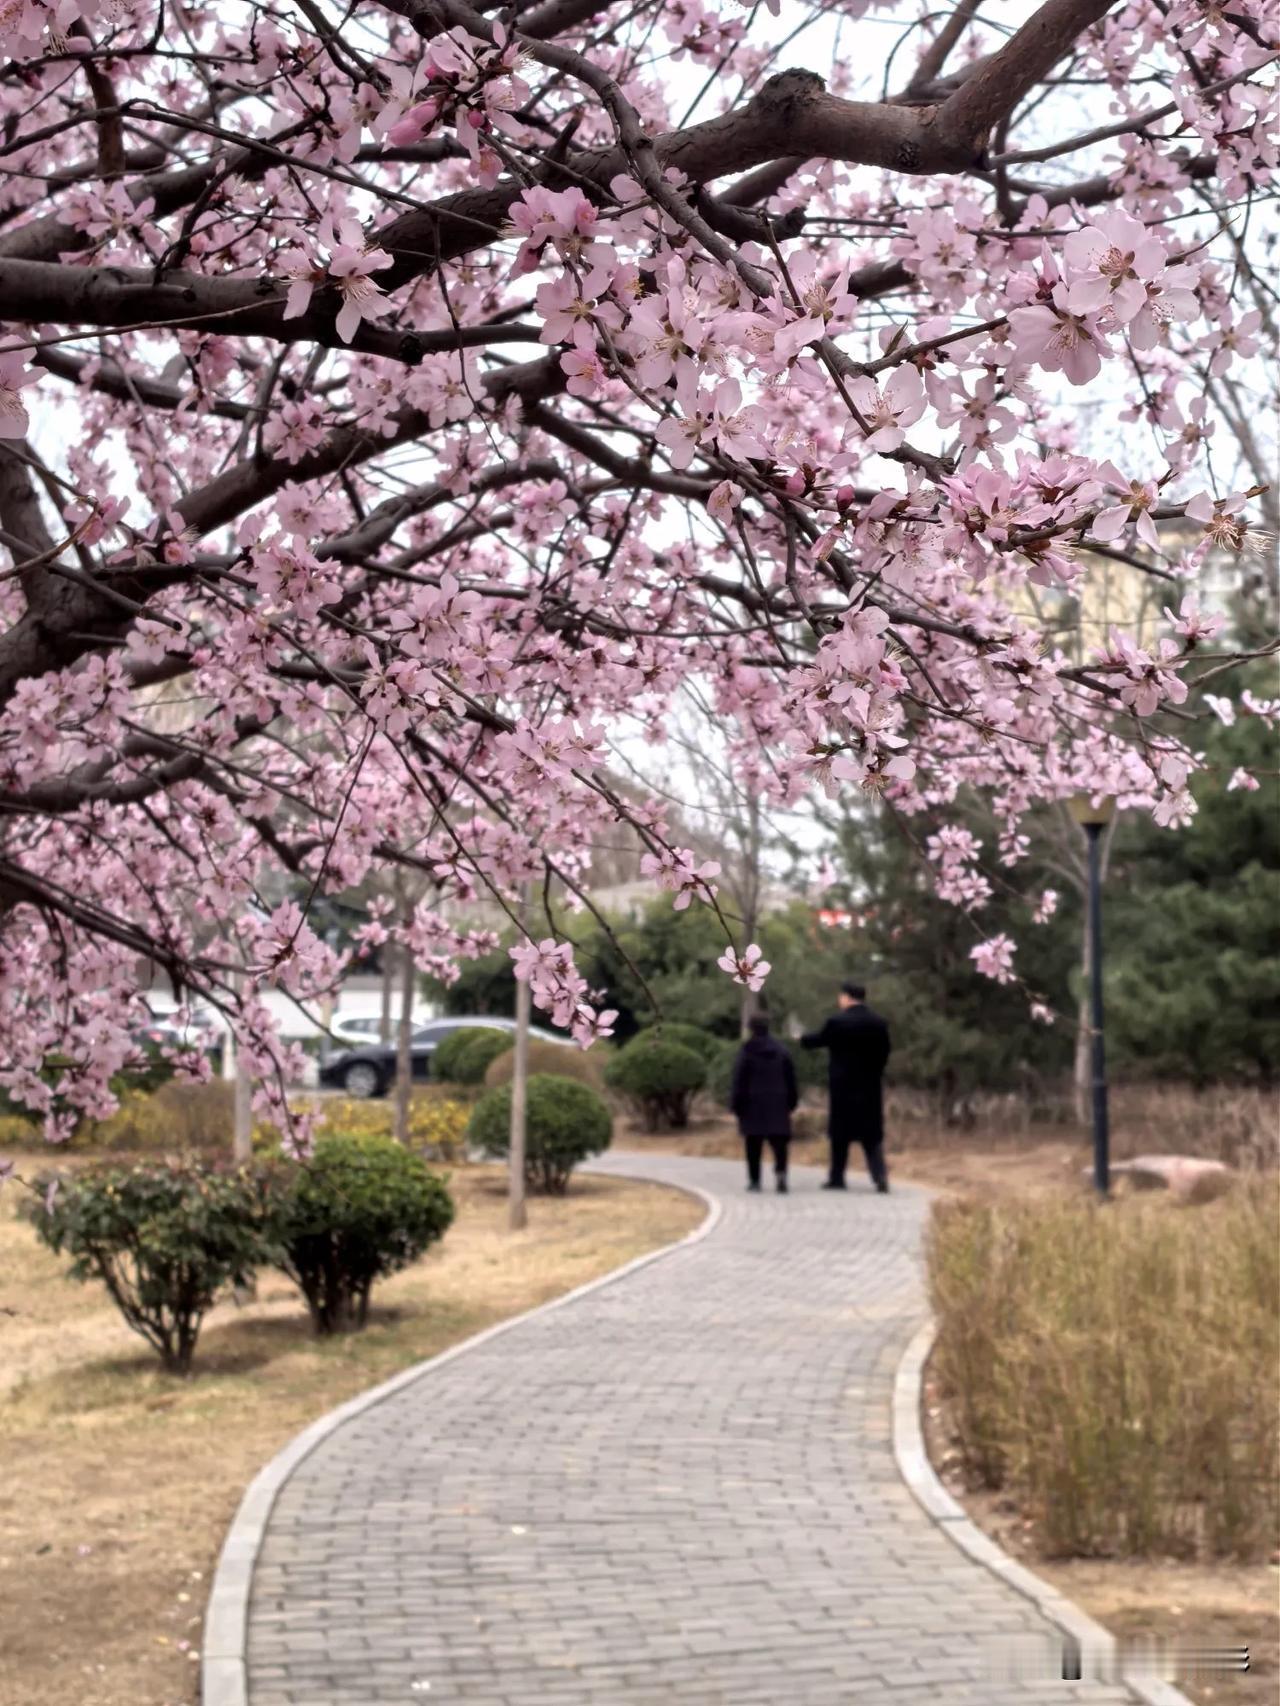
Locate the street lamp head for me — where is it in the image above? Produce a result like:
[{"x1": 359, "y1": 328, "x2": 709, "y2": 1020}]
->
[{"x1": 1068, "y1": 791, "x2": 1117, "y2": 828}]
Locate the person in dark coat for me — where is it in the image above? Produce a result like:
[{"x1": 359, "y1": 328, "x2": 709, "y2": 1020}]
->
[
  {"x1": 730, "y1": 1014, "x2": 799, "y2": 1193},
  {"x1": 801, "y1": 981, "x2": 892, "y2": 1193}
]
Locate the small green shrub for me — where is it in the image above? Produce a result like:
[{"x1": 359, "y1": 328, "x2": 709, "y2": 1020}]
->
[
  {"x1": 265, "y1": 1132, "x2": 454, "y2": 1334},
  {"x1": 433, "y1": 1026, "x2": 510, "y2": 1084},
  {"x1": 484, "y1": 1037, "x2": 604, "y2": 1092},
  {"x1": 469, "y1": 1075, "x2": 612, "y2": 1193},
  {"x1": 605, "y1": 1036, "x2": 706, "y2": 1131},
  {"x1": 635, "y1": 1021, "x2": 723, "y2": 1063},
  {"x1": 25, "y1": 1160, "x2": 269, "y2": 1374}
]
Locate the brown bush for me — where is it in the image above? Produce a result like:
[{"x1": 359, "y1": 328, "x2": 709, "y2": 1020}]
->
[
  {"x1": 77, "y1": 1080, "x2": 236, "y2": 1152},
  {"x1": 927, "y1": 1179, "x2": 1280, "y2": 1560},
  {"x1": 484, "y1": 1037, "x2": 604, "y2": 1093},
  {"x1": 886, "y1": 1081, "x2": 1278, "y2": 1168}
]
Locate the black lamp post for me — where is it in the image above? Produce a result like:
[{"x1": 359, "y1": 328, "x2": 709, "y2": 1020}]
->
[{"x1": 1069, "y1": 792, "x2": 1116, "y2": 1196}]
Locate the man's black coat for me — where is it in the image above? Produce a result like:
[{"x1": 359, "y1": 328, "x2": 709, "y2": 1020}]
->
[
  {"x1": 730, "y1": 1034, "x2": 799, "y2": 1139},
  {"x1": 801, "y1": 1006, "x2": 892, "y2": 1144}
]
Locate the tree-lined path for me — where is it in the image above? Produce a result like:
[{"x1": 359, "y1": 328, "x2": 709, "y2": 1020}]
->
[{"x1": 242, "y1": 1155, "x2": 1135, "y2": 1704}]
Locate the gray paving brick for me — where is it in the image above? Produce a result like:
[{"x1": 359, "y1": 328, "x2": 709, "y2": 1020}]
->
[{"x1": 241, "y1": 1154, "x2": 1144, "y2": 1704}]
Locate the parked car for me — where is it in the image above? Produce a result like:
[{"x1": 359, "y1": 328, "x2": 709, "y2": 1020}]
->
[
  {"x1": 136, "y1": 1003, "x2": 223, "y2": 1059},
  {"x1": 327, "y1": 1013, "x2": 394, "y2": 1049},
  {"x1": 318, "y1": 1015, "x2": 570, "y2": 1098}
]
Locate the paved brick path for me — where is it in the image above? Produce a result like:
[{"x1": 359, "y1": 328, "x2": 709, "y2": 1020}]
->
[{"x1": 245, "y1": 1154, "x2": 1135, "y2": 1704}]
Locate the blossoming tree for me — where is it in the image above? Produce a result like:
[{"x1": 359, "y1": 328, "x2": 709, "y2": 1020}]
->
[{"x1": 0, "y1": 0, "x2": 1275, "y2": 1137}]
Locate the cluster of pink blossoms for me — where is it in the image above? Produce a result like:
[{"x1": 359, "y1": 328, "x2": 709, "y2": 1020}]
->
[{"x1": 0, "y1": 0, "x2": 1271, "y2": 1133}]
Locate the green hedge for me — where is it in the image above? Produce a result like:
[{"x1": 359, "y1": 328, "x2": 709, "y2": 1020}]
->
[
  {"x1": 634, "y1": 1020, "x2": 722, "y2": 1063},
  {"x1": 604, "y1": 1036, "x2": 706, "y2": 1131},
  {"x1": 484, "y1": 1036, "x2": 604, "y2": 1091},
  {"x1": 265, "y1": 1132, "x2": 454, "y2": 1333},
  {"x1": 469, "y1": 1075, "x2": 612, "y2": 1193},
  {"x1": 433, "y1": 1026, "x2": 510, "y2": 1085}
]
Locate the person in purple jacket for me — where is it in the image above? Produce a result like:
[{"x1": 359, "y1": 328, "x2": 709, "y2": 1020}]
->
[{"x1": 730, "y1": 1013, "x2": 799, "y2": 1194}]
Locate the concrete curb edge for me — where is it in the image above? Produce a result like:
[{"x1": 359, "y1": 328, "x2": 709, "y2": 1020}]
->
[
  {"x1": 200, "y1": 1165, "x2": 721, "y2": 1706},
  {"x1": 891, "y1": 1318, "x2": 1194, "y2": 1706}
]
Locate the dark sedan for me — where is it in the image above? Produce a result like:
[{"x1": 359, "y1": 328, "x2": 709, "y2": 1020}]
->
[{"x1": 318, "y1": 1016, "x2": 567, "y2": 1098}]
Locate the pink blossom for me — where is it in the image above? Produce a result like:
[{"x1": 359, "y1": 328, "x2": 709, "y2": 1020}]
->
[
  {"x1": 1008, "y1": 286, "x2": 1108, "y2": 385},
  {"x1": 716, "y1": 942, "x2": 771, "y2": 992},
  {"x1": 281, "y1": 218, "x2": 392, "y2": 343},
  {"x1": 1091, "y1": 463, "x2": 1162, "y2": 552},
  {"x1": 0, "y1": 349, "x2": 36, "y2": 438},
  {"x1": 1063, "y1": 210, "x2": 1172, "y2": 325},
  {"x1": 641, "y1": 848, "x2": 720, "y2": 910},
  {"x1": 387, "y1": 98, "x2": 440, "y2": 147},
  {"x1": 1098, "y1": 629, "x2": 1188, "y2": 716},
  {"x1": 1032, "y1": 888, "x2": 1059, "y2": 924},
  {"x1": 1163, "y1": 595, "x2": 1223, "y2": 646},
  {"x1": 846, "y1": 366, "x2": 926, "y2": 455},
  {"x1": 969, "y1": 934, "x2": 1016, "y2": 983},
  {"x1": 1153, "y1": 789, "x2": 1197, "y2": 828}
]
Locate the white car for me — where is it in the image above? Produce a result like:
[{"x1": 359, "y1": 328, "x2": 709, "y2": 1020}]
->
[
  {"x1": 327, "y1": 1013, "x2": 398, "y2": 1048},
  {"x1": 137, "y1": 1003, "x2": 223, "y2": 1057}
]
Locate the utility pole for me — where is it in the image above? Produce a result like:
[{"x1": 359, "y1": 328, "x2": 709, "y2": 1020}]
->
[
  {"x1": 233, "y1": 1063, "x2": 253, "y2": 1164},
  {"x1": 222, "y1": 971, "x2": 254, "y2": 1165},
  {"x1": 224, "y1": 969, "x2": 255, "y2": 1300},
  {"x1": 509, "y1": 884, "x2": 531, "y2": 1231}
]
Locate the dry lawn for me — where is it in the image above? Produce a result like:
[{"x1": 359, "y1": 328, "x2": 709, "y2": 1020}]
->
[{"x1": 0, "y1": 1162, "x2": 702, "y2": 1706}]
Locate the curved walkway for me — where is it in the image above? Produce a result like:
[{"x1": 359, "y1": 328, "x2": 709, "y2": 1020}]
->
[{"x1": 232, "y1": 1154, "x2": 1141, "y2": 1705}]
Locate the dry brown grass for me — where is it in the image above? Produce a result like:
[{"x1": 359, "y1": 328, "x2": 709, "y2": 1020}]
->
[
  {"x1": 0, "y1": 1161, "x2": 702, "y2": 1706},
  {"x1": 886, "y1": 1083, "x2": 1278, "y2": 1170},
  {"x1": 927, "y1": 1181, "x2": 1280, "y2": 1560},
  {"x1": 923, "y1": 1174, "x2": 1280, "y2": 1706}
]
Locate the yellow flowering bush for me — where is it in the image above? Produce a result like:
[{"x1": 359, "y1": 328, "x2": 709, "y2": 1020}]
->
[
  {"x1": 257, "y1": 1090, "x2": 472, "y2": 1163},
  {"x1": 8, "y1": 1080, "x2": 474, "y2": 1162}
]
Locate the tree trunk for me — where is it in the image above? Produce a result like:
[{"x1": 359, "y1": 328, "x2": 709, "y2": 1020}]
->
[
  {"x1": 1073, "y1": 980, "x2": 1091, "y2": 1127},
  {"x1": 233, "y1": 1064, "x2": 253, "y2": 1163},
  {"x1": 393, "y1": 897, "x2": 415, "y2": 1144},
  {"x1": 379, "y1": 939, "x2": 394, "y2": 1044},
  {"x1": 226, "y1": 965, "x2": 257, "y2": 1301},
  {"x1": 509, "y1": 885, "x2": 531, "y2": 1231}
]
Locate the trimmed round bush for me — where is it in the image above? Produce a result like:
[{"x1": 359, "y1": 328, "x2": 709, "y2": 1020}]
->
[
  {"x1": 605, "y1": 1036, "x2": 706, "y2": 1131},
  {"x1": 484, "y1": 1036, "x2": 604, "y2": 1092},
  {"x1": 468, "y1": 1074, "x2": 612, "y2": 1193},
  {"x1": 635, "y1": 1020, "x2": 723, "y2": 1063},
  {"x1": 266, "y1": 1132, "x2": 454, "y2": 1333},
  {"x1": 25, "y1": 1160, "x2": 269, "y2": 1374},
  {"x1": 433, "y1": 1026, "x2": 510, "y2": 1085}
]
